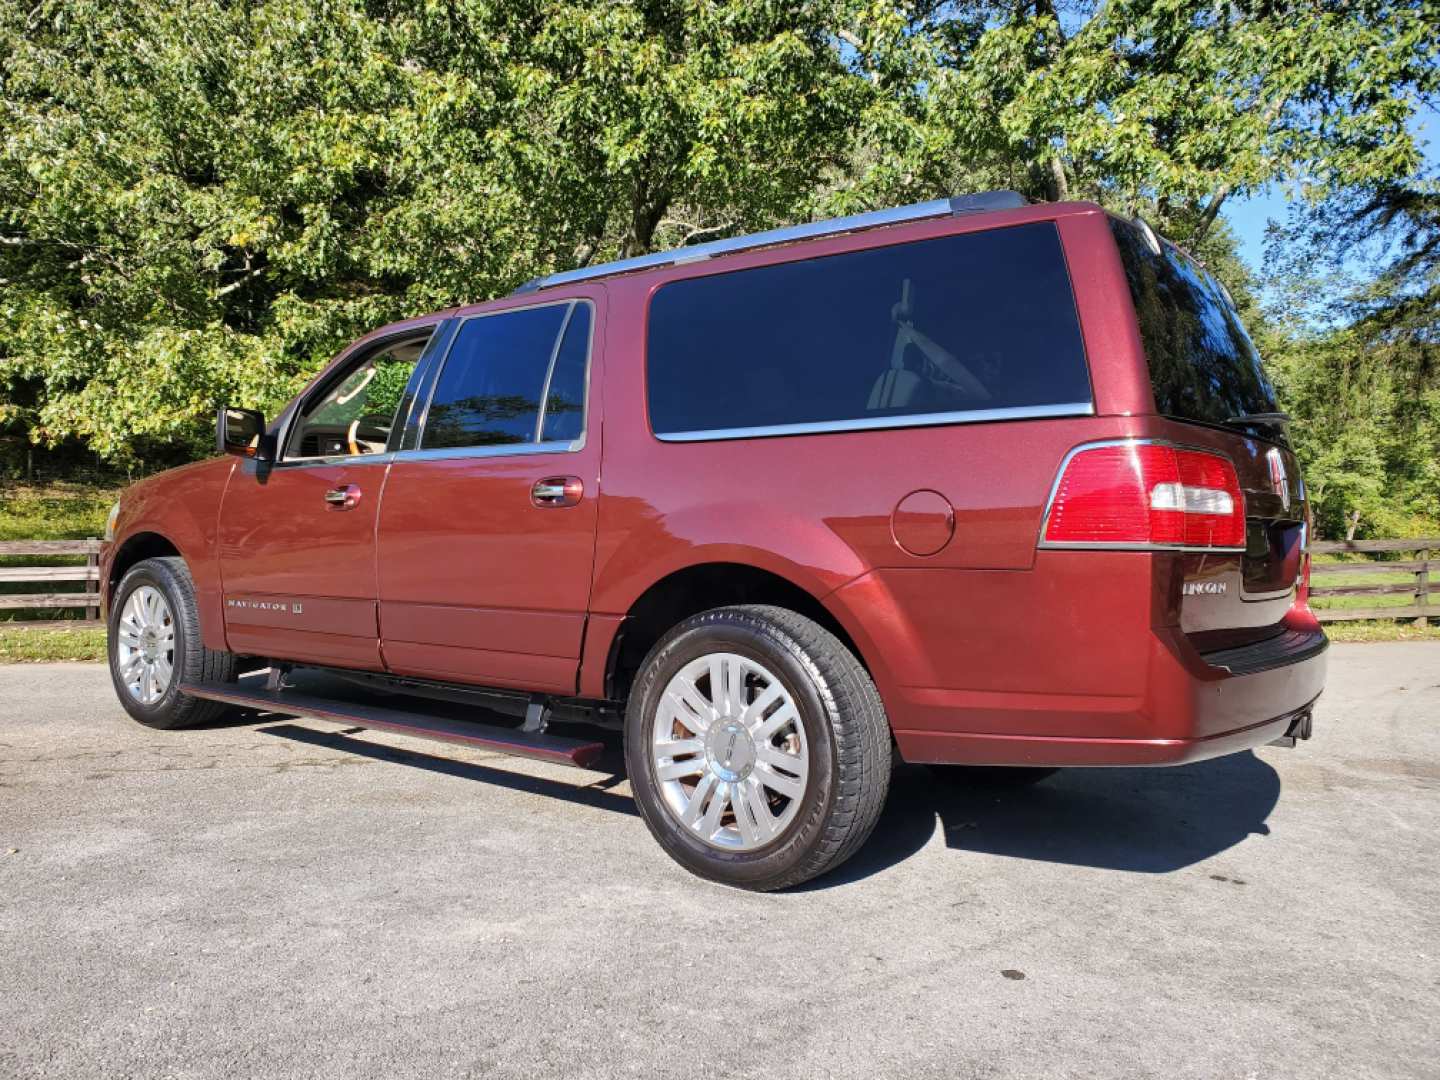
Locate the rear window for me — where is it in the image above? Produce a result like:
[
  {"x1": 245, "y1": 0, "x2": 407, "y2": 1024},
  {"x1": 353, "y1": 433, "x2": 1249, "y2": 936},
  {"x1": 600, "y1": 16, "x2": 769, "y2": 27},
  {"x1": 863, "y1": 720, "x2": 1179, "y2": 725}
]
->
[
  {"x1": 1109, "y1": 217, "x2": 1279, "y2": 429},
  {"x1": 646, "y1": 223, "x2": 1091, "y2": 439}
]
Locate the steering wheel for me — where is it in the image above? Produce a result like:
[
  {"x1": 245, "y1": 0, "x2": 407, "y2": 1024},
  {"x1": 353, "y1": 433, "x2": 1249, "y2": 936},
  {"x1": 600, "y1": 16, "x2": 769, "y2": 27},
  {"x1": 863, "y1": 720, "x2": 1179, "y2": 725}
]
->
[{"x1": 347, "y1": 416, "x2": 391, "y2": 457}]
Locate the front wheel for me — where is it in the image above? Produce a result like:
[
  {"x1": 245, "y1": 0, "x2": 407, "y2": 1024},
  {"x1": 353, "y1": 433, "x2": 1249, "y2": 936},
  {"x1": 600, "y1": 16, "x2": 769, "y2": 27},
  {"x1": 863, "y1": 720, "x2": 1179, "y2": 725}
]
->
[
  {"x1": 108, "y1": 556, "x2": 238, "y2": 729},
  {"x1": 625, "y1": 605, "x2": 891, "y2": 891}
]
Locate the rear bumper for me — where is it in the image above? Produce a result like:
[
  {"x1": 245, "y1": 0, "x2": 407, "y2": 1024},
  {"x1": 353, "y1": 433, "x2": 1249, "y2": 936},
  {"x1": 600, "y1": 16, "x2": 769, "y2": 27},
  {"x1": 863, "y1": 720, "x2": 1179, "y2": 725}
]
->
[
  {"x1": 890, "y1": 633, "x2": 1326, "y2": 766},
  {"x1": 894, "y1": 694, "x2": 1321, "y2": 767},
  {"x1": 826, "y1": 560, "x2": 1329, "y2": 768}
]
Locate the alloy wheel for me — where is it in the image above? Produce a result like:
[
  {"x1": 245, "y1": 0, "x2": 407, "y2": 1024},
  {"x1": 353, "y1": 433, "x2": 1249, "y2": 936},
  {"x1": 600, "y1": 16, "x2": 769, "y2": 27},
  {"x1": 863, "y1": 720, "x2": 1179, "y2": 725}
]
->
[
  {"x1": 650, "y1": 652, "x2": 809, "y2": 851},
  {"x1": 114, "y1": 585, "x2": 176, "y2": 705}
]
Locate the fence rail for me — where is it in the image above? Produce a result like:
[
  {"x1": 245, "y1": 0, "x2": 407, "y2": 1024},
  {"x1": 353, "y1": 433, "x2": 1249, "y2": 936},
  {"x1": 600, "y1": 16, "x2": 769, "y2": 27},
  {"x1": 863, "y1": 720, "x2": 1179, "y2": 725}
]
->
[
  {"x1": 1, "y1": 537, "x2": 1437, "y2": 629},
  {"x1": 0, "y1": 539, "x2": 102, "y2": 625},
  {"x1": 1309, "y1": 537, "x2": 1437, "y2": 623}
]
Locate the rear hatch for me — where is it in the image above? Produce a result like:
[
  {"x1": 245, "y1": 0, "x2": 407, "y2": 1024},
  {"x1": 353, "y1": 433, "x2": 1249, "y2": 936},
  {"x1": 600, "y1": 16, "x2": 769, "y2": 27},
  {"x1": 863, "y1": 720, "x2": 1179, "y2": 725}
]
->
[{"x1": 1109, "y1": 217, "x2": 1308, "y2": 641}]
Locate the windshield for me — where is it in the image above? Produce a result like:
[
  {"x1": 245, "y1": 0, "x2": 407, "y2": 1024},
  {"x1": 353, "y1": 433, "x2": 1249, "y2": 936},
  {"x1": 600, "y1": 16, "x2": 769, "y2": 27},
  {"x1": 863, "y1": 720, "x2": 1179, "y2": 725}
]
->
[{"x1": 1109, "y1": 217, "x2": 1281, "y2": 440}]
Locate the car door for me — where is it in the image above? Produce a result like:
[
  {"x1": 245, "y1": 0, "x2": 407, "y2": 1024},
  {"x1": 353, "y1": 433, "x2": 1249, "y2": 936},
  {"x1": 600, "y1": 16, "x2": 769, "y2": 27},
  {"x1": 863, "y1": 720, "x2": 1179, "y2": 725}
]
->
[
  {"x1": 376, "y1": 291, "x2": 603, "y2": 694},
  {"x1": 217, "y1": 323, "x2": 444, "y2": 668}
]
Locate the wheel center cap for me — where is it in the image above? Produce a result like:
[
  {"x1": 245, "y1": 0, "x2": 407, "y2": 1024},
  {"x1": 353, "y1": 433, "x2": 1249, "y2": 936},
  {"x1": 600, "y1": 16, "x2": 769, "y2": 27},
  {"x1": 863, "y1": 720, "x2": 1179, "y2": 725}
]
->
[
  {"x1": 705, "y1": 721, "x2": 755, "y2": 783},
  {"x1": 141, "y1": 629, "x2": 160, "y2": 660}
]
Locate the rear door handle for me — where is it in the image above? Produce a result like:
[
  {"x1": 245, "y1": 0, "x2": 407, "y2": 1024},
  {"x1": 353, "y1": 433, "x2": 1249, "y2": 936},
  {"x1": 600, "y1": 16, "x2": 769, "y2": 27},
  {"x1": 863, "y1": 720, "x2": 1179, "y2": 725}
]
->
[
  {"x1": 531, "y1": 476, "x2": 583, "y2": 508},
  {"x1": 324, "y1": 484, "x2": 362, "y2": 511}
]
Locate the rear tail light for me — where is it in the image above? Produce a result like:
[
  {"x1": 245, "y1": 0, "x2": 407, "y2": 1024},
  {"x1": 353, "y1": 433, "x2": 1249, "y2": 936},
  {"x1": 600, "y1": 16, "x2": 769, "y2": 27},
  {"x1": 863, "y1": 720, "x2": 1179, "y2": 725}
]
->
[{"x1": 1041, "y1": 442, "x2": 1246, "y2": 550}]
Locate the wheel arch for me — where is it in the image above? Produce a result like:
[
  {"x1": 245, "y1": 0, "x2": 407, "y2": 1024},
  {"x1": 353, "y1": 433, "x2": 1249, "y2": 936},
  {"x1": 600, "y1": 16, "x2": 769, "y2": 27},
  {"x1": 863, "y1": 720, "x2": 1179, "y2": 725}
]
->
[
  {"x1": 603, "y1": 561, "x2": 871, "y2": 703},
  {"x1": 107, "y1": 531, "x2": 183, "y2": 601}
]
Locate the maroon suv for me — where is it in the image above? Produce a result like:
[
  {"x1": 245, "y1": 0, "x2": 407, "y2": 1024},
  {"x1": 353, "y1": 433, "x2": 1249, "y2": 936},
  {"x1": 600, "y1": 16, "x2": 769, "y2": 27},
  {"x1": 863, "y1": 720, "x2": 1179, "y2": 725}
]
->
[{"x1": 101, "y1": 191, "x2": 1326, "y2": 890}]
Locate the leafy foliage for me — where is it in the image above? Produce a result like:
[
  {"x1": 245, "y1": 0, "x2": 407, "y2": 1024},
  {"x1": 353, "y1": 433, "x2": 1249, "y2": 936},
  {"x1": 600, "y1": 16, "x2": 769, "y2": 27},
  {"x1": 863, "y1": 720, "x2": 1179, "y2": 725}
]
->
[{"x1": 1, "y1": 0, "x2": 1437, "y2": 539}]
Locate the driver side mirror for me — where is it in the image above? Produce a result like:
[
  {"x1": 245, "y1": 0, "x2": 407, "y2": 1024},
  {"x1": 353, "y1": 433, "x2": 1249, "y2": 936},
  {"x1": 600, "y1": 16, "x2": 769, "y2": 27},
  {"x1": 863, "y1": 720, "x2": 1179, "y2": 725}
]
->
[{"x1": 217, "y1": 406, "x2": 274, "y2": 462}]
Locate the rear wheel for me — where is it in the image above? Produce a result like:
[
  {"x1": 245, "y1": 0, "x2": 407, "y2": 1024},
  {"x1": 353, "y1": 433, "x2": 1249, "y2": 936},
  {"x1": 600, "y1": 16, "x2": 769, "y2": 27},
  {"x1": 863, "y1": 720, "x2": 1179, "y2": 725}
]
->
[
  {"x1": 625, "y1": 605, "x2": 890, "y2": 891},
  {"x1": 108, "y1": 557, "x2": 238, "y2": 729}
]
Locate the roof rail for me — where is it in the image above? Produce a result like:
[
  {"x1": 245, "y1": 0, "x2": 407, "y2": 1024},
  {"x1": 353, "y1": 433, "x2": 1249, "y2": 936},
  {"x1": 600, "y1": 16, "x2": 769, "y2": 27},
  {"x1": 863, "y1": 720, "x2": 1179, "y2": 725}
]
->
[{"x1": 511, "y1": 190, "x2": 1029, "y2": 295}]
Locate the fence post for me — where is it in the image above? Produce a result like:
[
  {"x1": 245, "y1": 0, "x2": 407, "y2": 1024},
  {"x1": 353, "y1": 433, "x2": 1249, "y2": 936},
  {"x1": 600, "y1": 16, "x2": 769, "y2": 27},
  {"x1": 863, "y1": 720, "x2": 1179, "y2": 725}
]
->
[
  {"x1": 1419, "y1": 547, "x2": 1431, "y2": 627},
  {"x1": 85, "y1": 538, "x2": 100, "y2": 623}
]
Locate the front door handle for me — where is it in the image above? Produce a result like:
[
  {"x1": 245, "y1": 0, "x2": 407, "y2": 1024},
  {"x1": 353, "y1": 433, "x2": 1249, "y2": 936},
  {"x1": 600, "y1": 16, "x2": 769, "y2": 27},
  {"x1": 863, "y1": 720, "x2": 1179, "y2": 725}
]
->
[
  {"x1": 324, "y1": 484, "x2": 362, "y2": 511},
  {"x1": 531, "y1": 476, "x2": 583, "y2": 508}
]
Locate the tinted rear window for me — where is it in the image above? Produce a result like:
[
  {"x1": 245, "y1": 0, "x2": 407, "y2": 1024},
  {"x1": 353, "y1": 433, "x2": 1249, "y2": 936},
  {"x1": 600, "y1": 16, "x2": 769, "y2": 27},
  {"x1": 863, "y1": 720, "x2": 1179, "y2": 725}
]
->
[
  {"x1": 646, "y1": 223, "x2": 1091, "y2": 438},
  {"x1": 1109, "y1": 217, "x2": 1278, "y2": 427}
]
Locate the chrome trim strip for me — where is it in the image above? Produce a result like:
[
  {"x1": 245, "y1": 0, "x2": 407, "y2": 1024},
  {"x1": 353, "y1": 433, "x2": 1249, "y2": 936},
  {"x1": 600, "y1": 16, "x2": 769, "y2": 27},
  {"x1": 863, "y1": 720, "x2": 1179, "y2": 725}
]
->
[
  {"x1": 1035, "y1": 437, "x2": 1248, "y2": 552},
  {"x1": 271, "y1": 451, "x2": 395, "y2": 471},
  {"x1": 513, "y1": 192, "x2": 1028, "y2": 294},
  {"x1": 392, "y1": 440, "x2": 580, "y2": 464},
  {"x1": 653, "y1": 402, "x2": 1094, "y2": 443}
]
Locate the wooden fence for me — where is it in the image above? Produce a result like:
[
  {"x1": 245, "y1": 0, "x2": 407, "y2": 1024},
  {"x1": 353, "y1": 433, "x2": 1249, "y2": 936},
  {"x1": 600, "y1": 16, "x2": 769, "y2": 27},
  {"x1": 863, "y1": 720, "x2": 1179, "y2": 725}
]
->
[
  {"x1": 0, "y1": 536, "x2": 1436, "y2": 629},
  {"x1": 1309, "y1": 537, "x2": 1437, "y2": 623},
  {"x1": 0, "y1": 539, "x2": 102, "y2": 627}
]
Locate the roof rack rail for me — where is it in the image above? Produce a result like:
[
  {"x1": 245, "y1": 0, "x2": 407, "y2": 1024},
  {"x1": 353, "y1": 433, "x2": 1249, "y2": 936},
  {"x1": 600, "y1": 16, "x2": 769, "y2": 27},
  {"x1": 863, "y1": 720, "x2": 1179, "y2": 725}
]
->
[{"x1": 511, "y1": 189, "x2": 1029, "y2": 295}]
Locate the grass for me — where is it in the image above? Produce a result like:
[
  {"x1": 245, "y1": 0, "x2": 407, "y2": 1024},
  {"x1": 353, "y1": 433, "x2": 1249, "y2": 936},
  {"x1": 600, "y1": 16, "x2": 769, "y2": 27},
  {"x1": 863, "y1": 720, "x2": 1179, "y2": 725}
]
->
[
  {"x1": 1321, "y1": 620, "x2": 1440, "y2": 642},
  {"x1": 0, "y1": 625, "x2": 109, "y2": 662},
  {"x1": 0, "y1": 482, "x2": 117, "y2": 542}
]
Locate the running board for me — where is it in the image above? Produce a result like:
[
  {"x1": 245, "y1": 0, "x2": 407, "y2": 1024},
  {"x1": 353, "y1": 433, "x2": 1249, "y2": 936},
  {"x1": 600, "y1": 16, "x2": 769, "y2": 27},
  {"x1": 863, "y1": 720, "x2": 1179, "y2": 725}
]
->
[{"x1": 180, "y1": 678, "x2": 606, "y2": 768}]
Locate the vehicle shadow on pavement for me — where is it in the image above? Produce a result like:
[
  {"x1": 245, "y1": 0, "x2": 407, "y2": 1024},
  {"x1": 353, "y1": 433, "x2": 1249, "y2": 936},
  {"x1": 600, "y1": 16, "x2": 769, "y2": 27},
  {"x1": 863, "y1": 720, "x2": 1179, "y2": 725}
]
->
[
  {"x1": 804, "y1": 754, "x2": 1282, "y2": 888},
  {"x1": 254, "y1": 720, "x2": 639, "y2": 818},
  {"x1": 250, "y1": 713, "x2": 1280, "y2": 889}
]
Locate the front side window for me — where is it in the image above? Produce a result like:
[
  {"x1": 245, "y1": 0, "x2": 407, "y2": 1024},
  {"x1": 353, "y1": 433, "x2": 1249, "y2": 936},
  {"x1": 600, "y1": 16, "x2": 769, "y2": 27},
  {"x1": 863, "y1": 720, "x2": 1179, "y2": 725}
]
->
[
  {"x1": 286, "y1": 334, "x2": 430, "y2": 460},
  {"x1": 645, "y1": 222, "x2": 1090, "y2": 439},
  {"x1": 422, "y1": 301, "x2": 591, "y2": 451}
]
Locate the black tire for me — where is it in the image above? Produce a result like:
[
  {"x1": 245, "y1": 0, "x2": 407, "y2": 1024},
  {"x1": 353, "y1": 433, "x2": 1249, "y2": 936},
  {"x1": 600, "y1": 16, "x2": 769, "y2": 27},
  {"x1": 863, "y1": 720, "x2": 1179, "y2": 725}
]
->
[
  {"x1": 625, "y1": 604, "x2": 891, "y2": 891},
  {"x1": 108, "y1": 556, "x2": 238, "y2": 730},
  {"x1": 929, "y1": 765, "x2": 1060, "y2": 788}
]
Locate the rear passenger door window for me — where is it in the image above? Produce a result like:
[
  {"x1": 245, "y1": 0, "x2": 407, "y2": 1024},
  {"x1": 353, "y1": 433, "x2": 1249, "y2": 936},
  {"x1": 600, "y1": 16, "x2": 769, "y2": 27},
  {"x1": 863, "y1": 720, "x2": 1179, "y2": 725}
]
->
[
  {"x1": 422, "y1": 301, "x2": 591, "y2": 451},
  {"x1": 645, "y1": 223, "x2": 1090, "y2": 439}
]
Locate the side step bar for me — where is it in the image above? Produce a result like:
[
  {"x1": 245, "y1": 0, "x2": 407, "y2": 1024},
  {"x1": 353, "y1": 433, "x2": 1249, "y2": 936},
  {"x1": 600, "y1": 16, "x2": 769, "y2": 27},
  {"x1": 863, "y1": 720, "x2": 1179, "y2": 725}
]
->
[{"x1": 180, "y1": 677, "x2": 606, "y2": 768}]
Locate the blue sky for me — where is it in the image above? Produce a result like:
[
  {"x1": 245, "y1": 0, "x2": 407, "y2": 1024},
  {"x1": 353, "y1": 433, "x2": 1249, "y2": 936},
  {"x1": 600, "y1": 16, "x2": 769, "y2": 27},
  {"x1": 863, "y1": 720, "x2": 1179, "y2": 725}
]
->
[{"x1": 1223, "y1": 101, "x2": 1440, "y2": 275}]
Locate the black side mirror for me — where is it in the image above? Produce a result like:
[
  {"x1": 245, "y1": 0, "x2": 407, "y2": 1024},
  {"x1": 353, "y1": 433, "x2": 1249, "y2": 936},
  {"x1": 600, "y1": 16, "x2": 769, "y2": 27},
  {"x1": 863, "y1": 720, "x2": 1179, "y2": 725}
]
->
[{"x1": 217, "y1": 406, "x2": 273, "y2": 461}]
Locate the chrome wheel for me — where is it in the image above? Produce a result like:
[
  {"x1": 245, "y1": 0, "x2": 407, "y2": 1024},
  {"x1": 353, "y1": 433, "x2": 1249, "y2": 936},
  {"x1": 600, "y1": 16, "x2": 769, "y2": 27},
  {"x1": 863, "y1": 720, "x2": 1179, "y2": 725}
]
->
[
  {"x1": 114, "y1": 585, "x2": 175, "y2": 705},
  {"x1": 650, "y1": 652, "x2": 809, "y2": 851}
]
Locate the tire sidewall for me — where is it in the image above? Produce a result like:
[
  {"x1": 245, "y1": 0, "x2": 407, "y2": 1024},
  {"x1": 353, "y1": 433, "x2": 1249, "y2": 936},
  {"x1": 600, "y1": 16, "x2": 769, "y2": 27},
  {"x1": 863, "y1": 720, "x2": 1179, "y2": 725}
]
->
[
  {"x1": 625, "y1": 613, "x2": 841, "y2": 888},
  {"x1": 108, "y1": 561, "x2": 191, "y2": 727}
]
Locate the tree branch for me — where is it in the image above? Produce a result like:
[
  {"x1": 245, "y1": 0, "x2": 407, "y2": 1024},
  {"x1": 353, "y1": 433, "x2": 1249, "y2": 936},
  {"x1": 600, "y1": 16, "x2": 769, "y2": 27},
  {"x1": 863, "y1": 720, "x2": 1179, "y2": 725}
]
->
[
  {"x1": 214, "y1": 266, "x2": 263, "y2": 297},
  {"x1": 659, "y1": 218, "x2": 737, "y2": 244}
]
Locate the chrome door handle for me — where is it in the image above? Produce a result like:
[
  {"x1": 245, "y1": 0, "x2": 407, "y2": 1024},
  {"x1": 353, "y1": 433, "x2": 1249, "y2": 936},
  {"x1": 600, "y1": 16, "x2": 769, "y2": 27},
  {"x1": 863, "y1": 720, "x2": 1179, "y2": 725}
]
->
[
  {"x1": 324, "y1": 484, "x2": 362, "y2": 511},
  {"x1": 531, "y1": 476, "x2": 583, "y2": 508}
]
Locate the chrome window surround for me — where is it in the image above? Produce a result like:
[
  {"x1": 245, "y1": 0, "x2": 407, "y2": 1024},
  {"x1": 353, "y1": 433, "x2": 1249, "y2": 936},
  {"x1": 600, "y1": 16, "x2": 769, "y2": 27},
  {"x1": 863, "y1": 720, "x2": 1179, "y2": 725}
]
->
[
  {"x1": 1036, "y1": 437, "x2": 1248, "y2": 554},
  {"x1": 655, "y1": 401, "x2": 1095, "y2": 443},
  {"x1": 408, "y1": 298, "x2": 594, "y2": 460}
]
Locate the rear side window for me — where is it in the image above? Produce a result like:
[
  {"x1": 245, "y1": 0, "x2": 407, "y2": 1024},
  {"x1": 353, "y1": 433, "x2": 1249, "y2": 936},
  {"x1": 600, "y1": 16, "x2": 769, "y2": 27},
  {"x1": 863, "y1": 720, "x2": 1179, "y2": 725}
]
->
[
  {"x1": 540, "y1": 303, "x2": 590, "y2": 443},
  {"x1": 1109, "y1": 217, "x2": 1278, "y2": 428},
  {"x1": 422, "y1": 302, "x2": 590, "y2": 450},
  {"x1": 646, "y1": 222, "x2": 1090, "y2": 439}
]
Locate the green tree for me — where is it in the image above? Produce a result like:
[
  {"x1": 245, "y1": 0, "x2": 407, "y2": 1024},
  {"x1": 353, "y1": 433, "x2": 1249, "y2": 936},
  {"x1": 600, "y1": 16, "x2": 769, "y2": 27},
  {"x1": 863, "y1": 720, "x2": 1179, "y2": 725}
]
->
[
  {"x1": 2, "y1": 0, "x2": 1437, "y2": 466},
  {"x1": 836, "y1": 0, "x2": 1438, "y2": 243},
  {"x1": 0, "y1": 0, "x2": 861, "y2": 459}
]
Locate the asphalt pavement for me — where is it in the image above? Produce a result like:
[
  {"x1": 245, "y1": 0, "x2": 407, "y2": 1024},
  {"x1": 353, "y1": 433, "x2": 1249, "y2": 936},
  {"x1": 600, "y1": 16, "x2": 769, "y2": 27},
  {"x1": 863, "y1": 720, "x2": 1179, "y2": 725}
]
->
[{"x1": 2, "y1": 644, "x2": 1437, "y2": 1079}]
